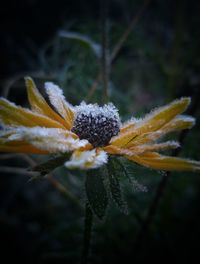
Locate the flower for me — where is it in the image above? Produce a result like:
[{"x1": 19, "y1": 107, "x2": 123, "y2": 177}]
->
[{"x1": 0, "y1": 77, "x2": 200, "y2": 172}]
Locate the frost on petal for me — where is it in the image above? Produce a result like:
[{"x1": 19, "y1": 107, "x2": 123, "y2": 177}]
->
[
  {"x1": 45, "y1": 82, "x2": 75, "y2": 128},
  {"x1": 4, "y1": 127, "x2": 87, "y2": 153},
  {"x1": 129, "y1": 141, "x2": 180, "y2": 155},
  {"x1": 25, "y1": 77, "x2": 68, "y2": 129},
  {"x1": 127, "y1": 152, "x2": 200, "y2": 172},
  {"x1": 65, "y1": 149, "x2": 108, "y2": 169},
  {"x1": 120, "y1": 117, "x2": 140, "y2": 133},
  {"x1": 105, "y1": 141, "x2": 179, "y2": 156},
  {"x1": 160, "y1": 115, "x2": 195, "y2": 133},
  {"x1": 111, "y1": 98, "x2": 191, "y2": 147},
  {"x1": 0, "y1": 98, "x2": 65, "y2": 129}
]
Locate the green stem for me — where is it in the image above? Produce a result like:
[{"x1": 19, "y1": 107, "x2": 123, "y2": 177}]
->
[{"x1": 81, "y1": 202, "x2": 94, "y2": 264}]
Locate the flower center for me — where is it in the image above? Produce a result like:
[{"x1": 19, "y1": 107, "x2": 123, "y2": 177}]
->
[{"x1": 72, "y1": 102, "x2": 120, "y2": 147}]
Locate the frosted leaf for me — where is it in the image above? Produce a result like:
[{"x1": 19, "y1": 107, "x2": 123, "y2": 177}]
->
[
  {"x1": 4, "y1": 127, "x2": 88, "y2": 153},
  {"x1": 65, "y1": 149, "x2": 108, "y2": 169}
]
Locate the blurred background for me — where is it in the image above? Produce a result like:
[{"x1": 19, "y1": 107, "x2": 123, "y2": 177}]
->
[{"x1": 0, "y1": 0, "x2": 200, "y2": 263}]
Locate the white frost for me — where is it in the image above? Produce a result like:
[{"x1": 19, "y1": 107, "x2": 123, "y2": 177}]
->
[
  {"x1": 75, "y1": 101, "x2": 120, "y2": 123},
  {"x1": 65, "y1": 149, "x2": 108, "y2": 169},
  {"x1": 45, "y1": 82, "x2": 75, "y2": 119},
  {"x1": 3, "y1": 127, "x2": 88, "y2": 153}
]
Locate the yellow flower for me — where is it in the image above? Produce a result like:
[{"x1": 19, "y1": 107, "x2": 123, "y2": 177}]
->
[{"x1": 0, "y1": 77, "x2": 200, "y2": 172}]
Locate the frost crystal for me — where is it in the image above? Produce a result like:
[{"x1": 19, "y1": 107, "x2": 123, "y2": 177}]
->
[{"x1": 72, "y1": 102, "x2": 120, "y2": 147}]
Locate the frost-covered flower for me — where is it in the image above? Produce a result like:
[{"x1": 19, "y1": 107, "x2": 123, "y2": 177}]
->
[{"x1": 0, "y1": 77, "x2": 200, "y2": 172}]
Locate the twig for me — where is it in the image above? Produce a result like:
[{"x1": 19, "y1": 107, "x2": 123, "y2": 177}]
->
[
  {"x1": 0, "y1": 153, "x2": 83, "y2": 211},
  {"x1": 110, "y1": 0, "x2": 151, "y2": 61},
  {"x1": 133, "y1": 93, "x2": 200, "y2": 252},
  {"x1": 0, "y1": 166, "x2": 36, "y2": 176},
  {"x1": 1, "y1": 71, "x2": 56, "y2": 98},
  {"x1": 85, "y1": 0, "x2": 151, "y2": 102},
  {"x1": 47, "y1": 175, "x2": 83, "y2": 211},
  {"x1": 101, "y1": 0, "x2": 110, "y2": 102}
]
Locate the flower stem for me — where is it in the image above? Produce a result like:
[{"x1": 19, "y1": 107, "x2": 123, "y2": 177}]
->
[{"x1": 81, "y1": 202, "x2": 93, "y2": 264}]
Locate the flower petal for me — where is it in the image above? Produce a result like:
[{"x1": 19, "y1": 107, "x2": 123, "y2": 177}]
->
[
  {"x1": 3, "y1": 127, "x2": 87, "y2": 154},
  {"x1": 0, "y1": 98, "x2": 65, "y2": 128},
  {"x1": 128, "y1": 141, "x2": 180, "y2": 154},
  {"x1": 111, "y1": 97, "x2": 191, "y2": 147},
  {"x1": 65, "y1": 149, "x2": 108, "y2": 169},
  {"x1": 25, "y1": 77, "x2": 69, "y2": 128},
  {"x1": 127, "y1": 152, "x2": 200, "y2": 172},
  {"x1": 104, "y1": 141, "x2": 179, "y2": 156},
  {"x1": 45, "y1": 82, "x2": 75, "y2": 129},
  {"x1": 160, "y1": 115, "x2": 195, "y2": 133},
  {"x1": 0, "y1": 140, "x2": 48, "y2": 154},
  {"x1": 120, "y1": 117, "x2": 140, "y2": 133}
]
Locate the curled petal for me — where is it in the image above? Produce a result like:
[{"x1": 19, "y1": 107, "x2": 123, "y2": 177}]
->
[
  {"x1": 127, "y1": 152, "x2": 200, "y2": 172},
  {"x1": 65, "y1": 149, "x2": 108, "y2": 169},
  {"x1": 111, "y1": 97, "x2": 191, "y2": 147},
  {"x1": 0, "y1": 98, "x2": 65, "y2": 129},
  {"x1": 3, "y1": 127, "x2": 87, "y2": 154},
  {"x1": 25, "y1": 77, "x2": 69, "y2": 128},
  {"x1": 45, "y1": 82, "x2": 75, "y2": 129}
]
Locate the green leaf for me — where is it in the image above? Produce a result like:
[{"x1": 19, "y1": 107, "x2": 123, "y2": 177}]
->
[
  {"x1": 59, "y1": 30, "x2": 102, "y2": 58},
  {"x1": 85, "y1": 169, "x2": 108, "y2": 220},
  {"x1": 29, "y1": 153, "x2": 71, "y2": 176},
  {"x1": 118, "y1": 159, "x2": 148, "y2": 193},
  {"x1": 107, "y1": 160, "x2": 128, "y2": 214}
]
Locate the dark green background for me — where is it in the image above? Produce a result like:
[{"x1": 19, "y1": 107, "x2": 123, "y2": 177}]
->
[{"x1": 0, "y1": 0, "x2": 200, "y2": 263}]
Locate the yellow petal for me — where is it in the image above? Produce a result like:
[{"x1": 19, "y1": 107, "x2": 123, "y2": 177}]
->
[
  {"x1": 129, "y1": 141, "x2": 179, "y2": 154},
  {"x1": 44, "y1": 82, "x2": 75, "y2": 129},
  {"x1": 111, "y1": 97, "x2": 191, "y2": 147},
  {"x1": 0, "y1": 140, "x2": 48, "y2": 154},
  {"x1": 161, "y1": 115, "x2": 195, "y2": 133},
  {"x1": 25, "y1": 77, "x2": 70, "y2": 129},
  {"x1": 127, "y1": 152, "x2": 200, "y2": 172},
  {"x1": 0, "y1": 98, "x2": 65, "y2": 128},
  {"x1": 125, "y1": 115, "x2": 195, "y2": 148},
  {"x1": 104, "y1": 141, "x2": 179, "y2": 156},
  {"x1": 120, "y1": 118, "x2": 139, "y2": 133}
]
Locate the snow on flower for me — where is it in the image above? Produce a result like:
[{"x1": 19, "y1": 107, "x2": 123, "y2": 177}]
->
[{"x1": 0, "y1": 76, "x2": 200, "y2": 172}]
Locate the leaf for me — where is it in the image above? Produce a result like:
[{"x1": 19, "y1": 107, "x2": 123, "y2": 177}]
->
[
  {"x1": 117, "y1": 158, "x2": 148, "y2": 193},
  {"x1": 107, "y1": 160, "x2": 129, "y2": 214},
  {"x1": 85, "y1": 169, "x2": 108, "y2": 220},
  {"x1": 30, "y1": 153, "x2": 70, "y2": 176},
  {"x1": 59, "y1": 30, "x2": 102, "y2": 58}
]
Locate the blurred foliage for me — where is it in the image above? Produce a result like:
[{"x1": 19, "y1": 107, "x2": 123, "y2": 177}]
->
[{"x1": 0, "y1": 0, "x2": 200, "y2": 263}]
